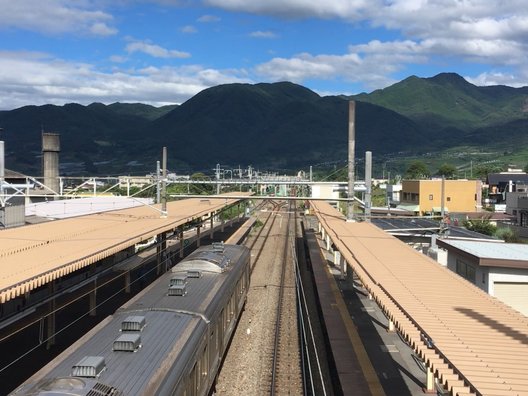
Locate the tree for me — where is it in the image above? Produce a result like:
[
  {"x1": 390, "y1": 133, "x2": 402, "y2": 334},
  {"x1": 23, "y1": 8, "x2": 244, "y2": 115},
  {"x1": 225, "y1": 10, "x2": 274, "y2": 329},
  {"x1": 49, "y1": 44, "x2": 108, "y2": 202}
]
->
[
  {"x1": 462, "y1": 217, "x2": 496, "y2": 236},
  {"x1": 189, "y1": 172, "x2": 214, "y2": 195},
  {"x1": 437, "y1": 163, "x2": 457, "y2": 179},
  {"x1": 404, "y1": 160, "x2": 430, "y2": 179},
  {"x1": 473, "y1": 163, "x2": 503, "y2": 180}
]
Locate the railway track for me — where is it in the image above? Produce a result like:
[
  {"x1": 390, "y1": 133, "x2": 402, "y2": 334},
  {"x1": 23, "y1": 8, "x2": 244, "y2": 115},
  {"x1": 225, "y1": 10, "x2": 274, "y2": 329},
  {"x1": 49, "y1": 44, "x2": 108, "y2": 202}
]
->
[
  {"x1": 215, "y1": 200, "x2": 302, "y2": 396},
  {"x1": 270, "y1": 201, "x2": 301, "y2": 395},
  {"x1": 246, "y1": 200, "x2": 285, "y2": 274}
]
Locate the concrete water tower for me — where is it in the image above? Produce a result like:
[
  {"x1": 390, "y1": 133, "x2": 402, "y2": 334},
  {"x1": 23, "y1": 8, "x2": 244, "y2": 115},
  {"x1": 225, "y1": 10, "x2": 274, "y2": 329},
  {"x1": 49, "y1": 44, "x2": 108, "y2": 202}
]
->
[{"x1": 42, "y1": 132, "x2": 60, "y2": 194}]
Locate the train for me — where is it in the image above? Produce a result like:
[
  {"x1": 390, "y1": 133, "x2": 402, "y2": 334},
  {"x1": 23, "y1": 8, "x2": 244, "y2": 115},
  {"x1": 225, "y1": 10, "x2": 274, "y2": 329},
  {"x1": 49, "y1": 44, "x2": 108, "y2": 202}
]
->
[{"x1": 10, "y1": 242, "x2": 250, "y2": 396}]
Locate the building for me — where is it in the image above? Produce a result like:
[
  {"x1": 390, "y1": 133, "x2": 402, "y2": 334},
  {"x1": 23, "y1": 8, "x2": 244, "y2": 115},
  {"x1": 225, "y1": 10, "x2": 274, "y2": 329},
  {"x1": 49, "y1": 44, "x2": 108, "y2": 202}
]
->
[
  {"x1": 386, "y1": 183, "x2": 402, "y2": 206},
  {"x1": 486, "y1": 171, "x2": 528, "y2": 207},
  {"x1": 503, "y1": 183, "x2": 528, "y2": 238},
  {"x1": 398, "y1": 179, "x2": 482, "y2": 215},
  {"x1": 437, "y1": 239, "x2": 528, "y2": 316}
]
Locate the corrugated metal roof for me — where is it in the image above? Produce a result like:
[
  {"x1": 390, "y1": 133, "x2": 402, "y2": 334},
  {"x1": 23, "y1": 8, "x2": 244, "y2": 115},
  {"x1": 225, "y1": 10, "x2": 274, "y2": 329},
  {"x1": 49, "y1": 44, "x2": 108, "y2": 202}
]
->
[
  {"x1": 311, "y1": 200, "x2": 528, "y2": 396},
  {"x1": 0, "y1": 193, "x2": 251, "y2": 303},
  {"x1": 439, "y1": 239, "x2": 528, "y2": 262}
]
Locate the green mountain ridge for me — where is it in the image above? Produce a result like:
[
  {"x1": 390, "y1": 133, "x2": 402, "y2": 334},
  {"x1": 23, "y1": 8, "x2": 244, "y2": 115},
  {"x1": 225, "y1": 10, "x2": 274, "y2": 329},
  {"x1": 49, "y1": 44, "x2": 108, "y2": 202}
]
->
[
  {"x1": 0, "y1": 73, "x2": 526, "y2": 176},
  {"x1": 353, "y1": 72, "x2": 528, "y2": 131}
]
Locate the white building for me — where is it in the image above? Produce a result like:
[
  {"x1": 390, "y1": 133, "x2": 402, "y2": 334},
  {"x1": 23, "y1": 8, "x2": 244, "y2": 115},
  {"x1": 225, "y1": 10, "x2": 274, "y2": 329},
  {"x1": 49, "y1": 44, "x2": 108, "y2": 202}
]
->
[
  {"x1": 437, "y1": 239, "x2": 528, "y2": 316},
  {"x1": 310, "y1": 183, "x2": 341, "y2": 201}
]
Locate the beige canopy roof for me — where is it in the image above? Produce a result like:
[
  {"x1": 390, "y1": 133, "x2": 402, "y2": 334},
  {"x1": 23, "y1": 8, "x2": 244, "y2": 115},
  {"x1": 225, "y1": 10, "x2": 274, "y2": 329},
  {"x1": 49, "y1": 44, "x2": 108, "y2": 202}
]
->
[
  {"x1": 0, "y1": 193, "x2": 250, "y2": 303},
  {"x1": 310, "y1": 200, "x2": 528, "y2": 396}
]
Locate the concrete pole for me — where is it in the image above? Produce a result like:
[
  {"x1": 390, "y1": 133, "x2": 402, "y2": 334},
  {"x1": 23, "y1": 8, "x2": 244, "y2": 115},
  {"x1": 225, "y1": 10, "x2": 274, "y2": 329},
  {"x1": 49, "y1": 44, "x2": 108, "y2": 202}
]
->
[
  {"x1": 347, "y1": 101, "x2": 356, "y2": 222},
  {"x1": 156, "y1": 160, "x2": 161, "y2": 204},
  {"x1": 196, "y1": 224, "x2": 201, "y2": 247},
  {"x1": 425, "y1": 366, "x2": 435, "y2": 393},
  {"x1": 365, "y1": 151, "x2": 372, "y2": 222},
  {"x1": 440, "y1": 175, "x2": 445, "y2": 219},
  {"x1": 42, "y1": 133, "x2": 60, "y2": 195},
  {"x1": 333, "y1": 250, "x2": 340, "y2": 266},
  {"x1": 388, "y1": 318, "x2": 395, "y2": 332},
  {"x1": 340, "y1": 255, "x2": 347, "y2": 280},
  {"x1": 161, "y1": 147, "x2": 167, "y2": 217},
  {"x1": 310, "y1": 166, "x2": 313, "y2": 182},
  {"x1": 179, "y1": 227, "x2": 184, "y2": 258},
  {"x1": 157, "y1": 232, "x2": 166, "y2": 275},
  {"x1": 210, "y1": 216, "x2": 214, "y2": 239}
]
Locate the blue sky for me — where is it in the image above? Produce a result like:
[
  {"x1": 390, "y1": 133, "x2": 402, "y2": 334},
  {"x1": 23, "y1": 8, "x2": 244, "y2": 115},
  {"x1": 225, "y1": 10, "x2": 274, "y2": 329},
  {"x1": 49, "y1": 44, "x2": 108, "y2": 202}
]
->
[{"x1": 0, "y1": 0, "x2": 527, "y2": 109}]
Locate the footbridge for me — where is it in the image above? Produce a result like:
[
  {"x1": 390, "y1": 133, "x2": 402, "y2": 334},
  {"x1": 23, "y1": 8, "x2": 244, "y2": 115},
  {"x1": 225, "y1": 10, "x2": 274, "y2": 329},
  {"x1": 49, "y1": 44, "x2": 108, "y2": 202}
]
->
[{"x1": 310, "y1": 200, "x2": 528, "y2": 396}]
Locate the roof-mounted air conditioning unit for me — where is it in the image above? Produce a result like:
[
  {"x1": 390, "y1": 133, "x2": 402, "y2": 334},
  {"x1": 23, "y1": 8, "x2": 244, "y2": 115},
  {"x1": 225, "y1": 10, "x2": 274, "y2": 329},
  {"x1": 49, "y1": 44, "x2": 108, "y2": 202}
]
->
[
  {"x1": 72, "y1": 356, "x2": 106, "y2": 378},
  {"x1": 113, "y1": 333, "x2": 141, "y2": 352},
  {"x1": 121, "y1": 316, "x2": 146, "y2": 332}
]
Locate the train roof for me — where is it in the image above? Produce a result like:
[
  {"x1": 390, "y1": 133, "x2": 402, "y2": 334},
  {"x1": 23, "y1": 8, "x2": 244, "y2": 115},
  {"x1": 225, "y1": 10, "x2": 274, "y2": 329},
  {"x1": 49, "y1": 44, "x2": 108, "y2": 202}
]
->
[{"x1": 11, "y1": 244, "x2": 250, "y2": 396}]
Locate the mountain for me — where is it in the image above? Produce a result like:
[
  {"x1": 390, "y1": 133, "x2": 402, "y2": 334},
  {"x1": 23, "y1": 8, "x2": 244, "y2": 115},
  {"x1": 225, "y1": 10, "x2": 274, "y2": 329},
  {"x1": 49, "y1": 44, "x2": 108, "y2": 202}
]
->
[
  {"x1": 0, "y1": 75, "x2": 527, "y2": 176},
  {"x1": 353, "y1": 72, "x2": 528, "y2": 132},
  {"x1": 0, "y1": 82, "x2": 427, "y2": 175},
  {"x1": 146, "y1": 82, "x2": 426, "y2": 170}
]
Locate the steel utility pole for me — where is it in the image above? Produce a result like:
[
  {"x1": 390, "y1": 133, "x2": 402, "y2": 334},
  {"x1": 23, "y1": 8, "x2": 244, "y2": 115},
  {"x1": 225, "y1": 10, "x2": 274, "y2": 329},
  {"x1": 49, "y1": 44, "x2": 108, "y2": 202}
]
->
[
  {"x1": 161, "y1": 147, "x2": 167, "y2": 218},
  {"x1": 347, "y1": 101, "x2": 356, "y2": 221},
  {"x1": 156, "y1": 160, "x2": 161, "y2": 204},
  {"x1": 365, "y1": 151, "x2": 372, "y2": 222}
]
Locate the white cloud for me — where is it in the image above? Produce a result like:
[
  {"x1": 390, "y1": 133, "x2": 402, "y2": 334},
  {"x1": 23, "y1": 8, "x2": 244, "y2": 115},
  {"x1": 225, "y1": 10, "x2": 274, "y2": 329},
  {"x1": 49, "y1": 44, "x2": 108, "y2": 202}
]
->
[
  {"x1": 90, "y1": 22, "x2": 118, "y2": 36},
  {"x1": 255, "y1": 40, "x2": 428, "y2": 90},
  {"x1": 207, "y1": 0, "x2": 528, "y2": 85},
  {"x1": 125, "y1": 40, "x2": 191, "y2": 59},
  {"x1": 109, "y1": 55, "x2": 127, "y2": 63},
  {"x1": 249, "y1": 30, "x2": 278, "y2": 39},
  {"x1": 204, "y1": 0, "x2": 368, "y2": 19},
  {"x1": 0, "y1": 51, "x2": 251, "y2": 109},
  {"x1": 181, "y1": 25, "x2": 198, "y2": 33},
  {"x1": 197, "y1": 14, "x2": 221, "y2": 22},
  {"x1": 466, "y1": 71, "x2": 528, "y2": 88},
  {"x1": 0, "y1": 0, "x2": 117, "y2": 36}
]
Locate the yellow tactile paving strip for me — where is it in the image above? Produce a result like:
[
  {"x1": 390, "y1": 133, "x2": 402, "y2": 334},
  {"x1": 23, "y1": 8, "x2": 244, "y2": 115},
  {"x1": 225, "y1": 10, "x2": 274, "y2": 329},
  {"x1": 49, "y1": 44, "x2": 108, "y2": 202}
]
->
[
  {"x1": 0, "y1": 193, "x2": 250, "y2": 304},
  {"x1": 311, "y1": 200, "x2": 528, "y2": 396}
]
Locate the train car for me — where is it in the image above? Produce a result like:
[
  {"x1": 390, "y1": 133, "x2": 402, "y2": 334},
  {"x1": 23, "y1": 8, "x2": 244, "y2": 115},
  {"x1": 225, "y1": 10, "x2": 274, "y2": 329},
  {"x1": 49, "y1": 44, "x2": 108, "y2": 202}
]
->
[{"x1": 10, "y1": 243, "x2": 250, "y2": 396}]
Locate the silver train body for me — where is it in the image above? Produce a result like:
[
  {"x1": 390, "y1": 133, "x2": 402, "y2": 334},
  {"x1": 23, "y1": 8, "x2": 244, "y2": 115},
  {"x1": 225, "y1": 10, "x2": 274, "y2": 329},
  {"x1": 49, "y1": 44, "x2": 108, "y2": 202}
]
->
[{"x1": 10, "y1": 243, "x2": 250, "y2": 396}]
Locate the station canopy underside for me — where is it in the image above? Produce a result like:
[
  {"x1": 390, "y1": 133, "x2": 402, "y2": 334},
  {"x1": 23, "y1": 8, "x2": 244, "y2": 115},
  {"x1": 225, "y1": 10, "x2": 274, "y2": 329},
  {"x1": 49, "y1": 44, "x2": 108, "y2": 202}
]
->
[
  {"x1": 310, "y1": 200, "x2": 528, "y2": 396},
  {"x1": 0, "y1": 193, "x2": 251, "y2": 304}
]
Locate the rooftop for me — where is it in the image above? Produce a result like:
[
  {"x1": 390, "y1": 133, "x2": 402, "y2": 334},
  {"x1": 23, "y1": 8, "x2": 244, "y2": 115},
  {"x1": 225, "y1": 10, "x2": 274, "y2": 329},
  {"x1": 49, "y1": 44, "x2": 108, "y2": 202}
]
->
[{"x1": 438, "y1": 239, "x2": 528, "y2": 262}]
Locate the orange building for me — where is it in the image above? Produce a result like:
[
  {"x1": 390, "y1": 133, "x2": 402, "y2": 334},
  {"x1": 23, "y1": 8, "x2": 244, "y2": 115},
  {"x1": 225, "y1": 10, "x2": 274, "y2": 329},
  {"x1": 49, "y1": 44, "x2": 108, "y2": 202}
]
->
[{"x1": 399, "y1": 179, "x2": 482, "y2": 215}]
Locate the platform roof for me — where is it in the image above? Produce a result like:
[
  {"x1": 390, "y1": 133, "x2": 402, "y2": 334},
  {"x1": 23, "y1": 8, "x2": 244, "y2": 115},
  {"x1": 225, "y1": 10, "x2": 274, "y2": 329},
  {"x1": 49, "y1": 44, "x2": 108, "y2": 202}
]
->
[
  {"x1": 311, "y1": 200, "x2": 528, "y2": 396},
  {"x1": 0, "y1": 193, "x2": 251, "y2": 304}
]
